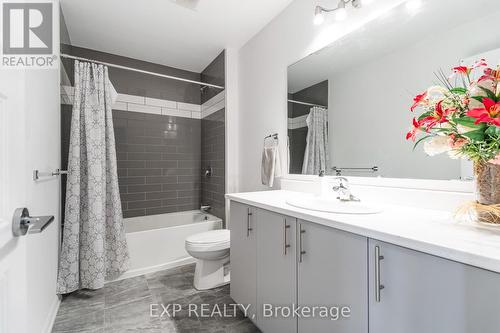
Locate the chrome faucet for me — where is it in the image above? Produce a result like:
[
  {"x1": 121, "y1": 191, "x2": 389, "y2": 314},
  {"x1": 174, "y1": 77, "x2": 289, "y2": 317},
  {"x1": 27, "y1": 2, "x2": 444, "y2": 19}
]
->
[
  {"x1": 201, "y1": 205, "x2": 212, "y2": 213},
  {"x1": 332, "y1": 177, "x2": 360, "y2": 202}
]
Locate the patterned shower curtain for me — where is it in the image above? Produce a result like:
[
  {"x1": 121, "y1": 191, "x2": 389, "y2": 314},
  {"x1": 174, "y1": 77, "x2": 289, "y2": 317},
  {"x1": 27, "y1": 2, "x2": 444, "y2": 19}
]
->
[
  {"x1": 302, "y1": 106, "x2": 330, "y2": 175},
  {"x1": 57, "y1": 61, "x2": 129, "y2": 294}
]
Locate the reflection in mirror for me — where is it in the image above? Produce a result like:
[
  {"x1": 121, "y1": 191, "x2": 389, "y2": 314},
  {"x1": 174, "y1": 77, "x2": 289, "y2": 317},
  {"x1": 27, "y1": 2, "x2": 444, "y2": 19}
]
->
[{"x1": 287, "y1": 0, "x2": 500, "y2": 180}]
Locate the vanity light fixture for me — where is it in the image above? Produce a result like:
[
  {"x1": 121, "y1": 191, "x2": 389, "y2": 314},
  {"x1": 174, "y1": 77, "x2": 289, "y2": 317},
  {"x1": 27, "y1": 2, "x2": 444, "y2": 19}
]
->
[{"x1": 314, "y1": 0, "x2": 366, "y2": 25}]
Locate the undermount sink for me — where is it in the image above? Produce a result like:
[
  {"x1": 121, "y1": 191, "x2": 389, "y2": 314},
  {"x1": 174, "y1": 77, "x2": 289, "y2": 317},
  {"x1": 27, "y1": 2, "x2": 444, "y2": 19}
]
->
[{"x1": 286, "y1": 196, "x2": 382, "y2": 214}]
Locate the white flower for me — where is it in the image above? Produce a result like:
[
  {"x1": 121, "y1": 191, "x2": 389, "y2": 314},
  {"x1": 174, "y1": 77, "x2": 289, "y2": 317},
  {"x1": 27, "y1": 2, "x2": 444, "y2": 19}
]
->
[
  {"x1": 423, "y1": 136, "x2": 451, "y2": 156},
  {"x1": 426, "y1": 86, "x2": 448, "y2": 103}
]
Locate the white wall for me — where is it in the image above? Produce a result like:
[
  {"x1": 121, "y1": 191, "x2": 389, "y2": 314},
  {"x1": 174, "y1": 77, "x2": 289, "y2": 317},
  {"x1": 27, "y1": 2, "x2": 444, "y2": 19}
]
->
[
  {"x1": 328, "y1": 11, "x2": 500, "y2": 180},
  {"x1": 236, "y1": 0, "x2": 406, "y2": 192}
]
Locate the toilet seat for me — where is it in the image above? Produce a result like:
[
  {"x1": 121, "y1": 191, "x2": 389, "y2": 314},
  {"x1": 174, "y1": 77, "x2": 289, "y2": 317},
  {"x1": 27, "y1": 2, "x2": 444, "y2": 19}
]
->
[{"x1": 185, "y1": 229, "x2": 230, "y2": 252}]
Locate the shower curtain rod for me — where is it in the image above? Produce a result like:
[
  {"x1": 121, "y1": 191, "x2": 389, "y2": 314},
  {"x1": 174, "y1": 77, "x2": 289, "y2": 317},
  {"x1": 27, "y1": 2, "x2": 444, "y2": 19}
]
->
[
  {"x1": 288, "y1": 99, "x2": 327, "y2": 108},
  {"x1": 60, "y1": 53, "x2": 225, "y2": 90}
]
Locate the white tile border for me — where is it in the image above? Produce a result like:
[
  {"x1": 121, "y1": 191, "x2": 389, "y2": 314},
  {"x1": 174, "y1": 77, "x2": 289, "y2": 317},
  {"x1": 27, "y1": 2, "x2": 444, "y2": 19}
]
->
[
  {"x1": 60, "y1": 85, "x2": 209, "y2": 120},
  {"x1": 201, "y1": 90, "x2": 226, "y2": 118},
  {"x1": 288, "y1": 114, "x2": 308, "y2": 129}
]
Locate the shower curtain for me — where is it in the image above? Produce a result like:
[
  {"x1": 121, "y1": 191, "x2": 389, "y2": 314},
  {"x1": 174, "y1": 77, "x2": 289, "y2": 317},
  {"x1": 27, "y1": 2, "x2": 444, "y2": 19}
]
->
[
  {"x1": 302, "y1": 106, "x2": 330, "y2": 175},
  {"x1": 57, "y1": 61, "x2": 129, "y2": 294}
]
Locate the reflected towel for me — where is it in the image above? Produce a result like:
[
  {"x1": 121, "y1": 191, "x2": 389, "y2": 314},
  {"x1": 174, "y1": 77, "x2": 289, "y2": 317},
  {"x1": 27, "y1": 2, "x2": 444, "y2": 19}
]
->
[{"x1": 261, "y1": 141, "x2": 282, "y2": 187}]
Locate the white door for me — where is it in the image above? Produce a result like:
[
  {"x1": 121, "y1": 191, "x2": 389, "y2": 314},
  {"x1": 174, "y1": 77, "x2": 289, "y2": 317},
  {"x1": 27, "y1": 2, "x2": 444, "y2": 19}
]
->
[{"x1": 0, "y1": 68, "x2": 61, "y2": 332}]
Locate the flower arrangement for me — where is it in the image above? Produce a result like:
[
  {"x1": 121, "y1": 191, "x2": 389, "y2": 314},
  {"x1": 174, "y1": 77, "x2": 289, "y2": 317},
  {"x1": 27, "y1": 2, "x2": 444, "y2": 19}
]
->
[
  {"x1": 407, "y1": 60, "x2": 500, "y2": 224},
  {"x1": 406, "y1": 59, "x2": 499, "y2": 162}
]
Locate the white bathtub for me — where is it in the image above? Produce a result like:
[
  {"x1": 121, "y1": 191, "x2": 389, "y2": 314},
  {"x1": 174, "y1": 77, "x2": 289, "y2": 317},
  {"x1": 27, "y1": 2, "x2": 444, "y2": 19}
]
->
[{"x1": 118, "y1": 210, "x2": 222, "y2": 280}]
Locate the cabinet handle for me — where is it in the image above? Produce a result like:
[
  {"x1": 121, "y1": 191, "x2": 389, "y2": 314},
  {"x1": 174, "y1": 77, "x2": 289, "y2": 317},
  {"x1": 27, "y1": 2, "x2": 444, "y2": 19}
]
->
[
  {"x1": 299, "y1": 224, "x2": 306, "y2": 263},
  {"x1": 247, "y1": 209, "x2": 253, "y2": 237},
  {"x1": 375, "y1": 245, "x2": 385, "y2": 303},
  {"x1": 283, "y1": 219, "x2": 291, "y2": 255}
]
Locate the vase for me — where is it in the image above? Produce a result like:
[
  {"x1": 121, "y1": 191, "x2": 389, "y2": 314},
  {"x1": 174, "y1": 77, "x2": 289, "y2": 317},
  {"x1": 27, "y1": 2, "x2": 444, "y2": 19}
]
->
[{"x1": 473, "y1": 161, "x2": 500, "y2": 224}]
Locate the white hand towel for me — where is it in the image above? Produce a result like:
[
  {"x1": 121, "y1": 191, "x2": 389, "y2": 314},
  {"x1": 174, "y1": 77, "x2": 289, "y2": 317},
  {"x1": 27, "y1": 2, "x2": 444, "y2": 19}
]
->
[{"x1": 261, "y1": 140, "x2": 282, "y2": 187}]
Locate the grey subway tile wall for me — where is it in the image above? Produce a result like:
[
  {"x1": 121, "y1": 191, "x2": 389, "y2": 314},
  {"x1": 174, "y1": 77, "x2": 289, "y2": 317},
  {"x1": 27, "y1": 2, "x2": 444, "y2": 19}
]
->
[
  {"x1": 60, "y1": 44, "x2": 202, "y2": 104},
  {"x1": 60, "y1": 42, "x2": 226, "y2": 220},
  {"x1": 201, "y1": 51, "x2": 225, "y2": 103},
  {"x1": 201, "y1": 51, "x2": 226, "y2": 220},
  {"x1": 201, "y1": 109, "x2": 226, "y2": 220},
  {"x1": 114, "y1": 111, "x2": 201, "y2": 218}
]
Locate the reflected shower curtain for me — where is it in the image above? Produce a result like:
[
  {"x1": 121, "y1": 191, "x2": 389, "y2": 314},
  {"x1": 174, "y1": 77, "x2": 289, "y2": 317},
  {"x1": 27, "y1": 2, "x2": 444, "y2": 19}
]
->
[
  {"x1": 302, "y1": 106, "x2": 330, "y2": 175},
  {"x1": 57, "y1": 61, "x2": 129, "y2": 294}
]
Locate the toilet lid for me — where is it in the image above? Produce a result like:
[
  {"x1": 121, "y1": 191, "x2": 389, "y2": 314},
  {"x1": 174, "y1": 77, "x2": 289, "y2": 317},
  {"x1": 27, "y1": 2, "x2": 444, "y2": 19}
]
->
[{"x1": 185, "y1": 229, "x2": 230, "y2": 245}]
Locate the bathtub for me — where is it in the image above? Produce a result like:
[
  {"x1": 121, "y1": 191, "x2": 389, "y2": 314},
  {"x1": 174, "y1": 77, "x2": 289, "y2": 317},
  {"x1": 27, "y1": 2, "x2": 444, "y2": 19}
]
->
[{"x1": 118, "y1": 210, "x2": 222, "y2": 280}]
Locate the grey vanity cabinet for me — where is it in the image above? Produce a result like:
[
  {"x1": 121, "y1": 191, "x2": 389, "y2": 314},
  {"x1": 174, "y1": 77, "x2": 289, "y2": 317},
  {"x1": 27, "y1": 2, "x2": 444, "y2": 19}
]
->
[
  {"x1": 229, "y1": 201, "x2": 257, "y2": 321},
  {"x1": 368, "y1": 239, "x2": 500, "y2": 333},
  {"x1": 297, "y1": 220, "x2": 368, "y2": 333},
  {"x1": 256, "y1": 209, "x2": 297, "y2": 333}
]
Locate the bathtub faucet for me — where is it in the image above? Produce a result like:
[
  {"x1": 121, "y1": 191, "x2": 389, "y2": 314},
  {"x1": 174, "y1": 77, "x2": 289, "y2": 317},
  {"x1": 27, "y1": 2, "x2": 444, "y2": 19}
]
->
[{"x1": 201, "y1": 205, "x2": 211, "y2": 213}]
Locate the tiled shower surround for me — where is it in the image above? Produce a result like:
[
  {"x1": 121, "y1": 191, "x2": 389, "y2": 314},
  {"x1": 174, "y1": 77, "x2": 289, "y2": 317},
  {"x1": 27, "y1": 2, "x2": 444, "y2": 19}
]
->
[
  {"x1": 114, "y1": 110, "x2": 202, "y2": 218},
  {"x1": 201, "y1": 109, "x2": 226, "y2": 220},
  {"x1": 60, "y1": 45, "x2": 226, "y2": 220}
]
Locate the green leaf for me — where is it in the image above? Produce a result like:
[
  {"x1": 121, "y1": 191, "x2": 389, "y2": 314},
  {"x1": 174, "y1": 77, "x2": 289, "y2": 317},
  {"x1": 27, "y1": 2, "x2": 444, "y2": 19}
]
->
[
  {"x1": 462, "y1": 129, "x2": 485, "y2": 141},
  {"x1": 485, "y1": 125, "x2": 500, "y2": 137},
  {"x1": 417, "y1": 111, "x2": 433, "y2": 121},
  {"x1": 412, "y1": 135, "x2": 433, "y2": 151},
  {"x1": 450, "y1": 87, "x2": 467, "y2": 94},
  {"x1": 471, "y1": 96, "x2": 485, "y2": 103},
  {"x1": 454, "y1": 116, "x2": 486, "y2": 129},
  {"x1": 479, "y1": 87, "x2": 498, "y2": 102}
]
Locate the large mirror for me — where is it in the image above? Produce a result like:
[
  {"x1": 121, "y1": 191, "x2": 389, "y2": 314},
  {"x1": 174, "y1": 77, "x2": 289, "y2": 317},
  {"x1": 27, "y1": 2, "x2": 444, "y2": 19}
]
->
[{"x1": 287, "y1": 0, "x2": 500, "y2": 180}]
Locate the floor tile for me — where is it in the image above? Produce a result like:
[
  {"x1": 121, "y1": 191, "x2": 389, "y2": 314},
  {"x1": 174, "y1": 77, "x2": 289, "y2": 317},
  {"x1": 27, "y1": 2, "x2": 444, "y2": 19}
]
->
[
  {"x1": 53, "y1": 264, "x2": 260, "y2": 333},
  {"x1": 104, "y1": 275, "x2": 151, "y2": 308},
  {"x1": 104, "y1": 295, "x2": 163, "y2": 332}
]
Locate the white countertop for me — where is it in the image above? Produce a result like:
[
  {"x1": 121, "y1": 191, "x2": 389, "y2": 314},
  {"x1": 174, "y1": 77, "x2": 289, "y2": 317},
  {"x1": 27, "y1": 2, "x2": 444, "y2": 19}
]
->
[{"x1": 226, "y1": 190, "x2": 500, "y2": 274}]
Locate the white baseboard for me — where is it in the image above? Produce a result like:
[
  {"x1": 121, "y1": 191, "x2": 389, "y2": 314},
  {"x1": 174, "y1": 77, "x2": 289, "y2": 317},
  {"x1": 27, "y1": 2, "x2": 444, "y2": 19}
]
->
[
  {"x1": 109, "y1": 257, "x2": 197, "y2": 283},
  {"x1": 42, "y1": 295, "x2": 61, "y2": 333}
]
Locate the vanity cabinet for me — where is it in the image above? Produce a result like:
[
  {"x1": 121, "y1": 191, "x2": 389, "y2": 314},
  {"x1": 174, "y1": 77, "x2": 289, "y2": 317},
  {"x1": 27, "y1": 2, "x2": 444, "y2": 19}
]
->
[
  {"x1": 256, "y1": 209, "x2": 297, "y2": 333},
  {"x1": 368, "y1": 239, "x2": 500, "y2": 333},
  {"x1": 297, "y1": 220, "x2": 368, "y2": 333},
  {"x1": 229, "y1": 201, "x2": 257, "y2": 320}
]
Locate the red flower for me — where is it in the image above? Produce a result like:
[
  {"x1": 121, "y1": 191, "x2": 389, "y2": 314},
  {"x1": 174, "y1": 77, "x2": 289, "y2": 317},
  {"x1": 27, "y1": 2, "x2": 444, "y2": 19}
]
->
[
  {"x1": 473, "y1": 59, "x2": 487, "y2": 69},
  {"x1": 411, "y1": 91, "x2": 427, "y2": 111},
  {"x1": 453, "y1": 66, "x2": 470, "y2": 75},
  {"x1": 406, "y1": 118, "x2": 421, "y2": 141},
  {"x1": 418, "y1": 101, "x2": 452, "y2": 131},
  {"x1": 467, "y1": 98, "x2": 500, "y2": 126}
]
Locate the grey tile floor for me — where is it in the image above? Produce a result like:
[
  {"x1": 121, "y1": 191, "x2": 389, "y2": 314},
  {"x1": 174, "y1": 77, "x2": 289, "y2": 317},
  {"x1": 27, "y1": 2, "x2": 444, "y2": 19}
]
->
[{"x1": 52, "y1": 264, "x2": 260, "y2": 332}]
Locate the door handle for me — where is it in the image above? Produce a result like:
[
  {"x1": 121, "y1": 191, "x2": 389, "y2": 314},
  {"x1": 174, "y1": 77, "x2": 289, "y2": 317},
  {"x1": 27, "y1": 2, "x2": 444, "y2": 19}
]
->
[
  {"x1": 299, "y1": 224, "x2": 306, "y2": 263},
  {"x1": 283, "y1": 218, "x2": 291, "y2": 255},
  {"x1": 12, "y1": 208, "x2": 54, "y2": 236},
  {"x1": 375, "y1": 245, "x2": 385, "y2": 302},
  {"x1": 246, "y1": 208, "x2": 253, "y2": 237}
]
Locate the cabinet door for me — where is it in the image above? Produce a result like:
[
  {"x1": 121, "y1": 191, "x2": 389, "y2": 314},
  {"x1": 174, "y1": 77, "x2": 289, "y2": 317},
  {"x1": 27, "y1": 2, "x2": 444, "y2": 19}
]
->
[
  {"x1": 256, "y1": 209, "x2": 297, "y2": 333},
  {"x1": 298, "y1": 221, "x2": 368, "y2": 333},
  {"x1": 369, "y1": 239, "x2": 500, "y2": 333},
  {"x1": 229, "y1": 201, "x2": 257, "y2": 320}
]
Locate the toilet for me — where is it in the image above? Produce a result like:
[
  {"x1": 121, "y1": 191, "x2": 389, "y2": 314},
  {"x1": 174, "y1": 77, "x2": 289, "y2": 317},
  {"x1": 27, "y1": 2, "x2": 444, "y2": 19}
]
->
[{"x1": 185, "y1": 229, "x2": 230, "y2": 290}]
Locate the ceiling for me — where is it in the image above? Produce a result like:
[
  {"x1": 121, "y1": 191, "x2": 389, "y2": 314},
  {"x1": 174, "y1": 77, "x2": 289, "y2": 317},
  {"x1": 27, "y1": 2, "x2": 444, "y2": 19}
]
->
[{"x1": 60, "y1": 0, "x2": 293, "y2": 72}]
